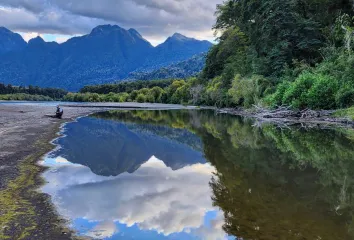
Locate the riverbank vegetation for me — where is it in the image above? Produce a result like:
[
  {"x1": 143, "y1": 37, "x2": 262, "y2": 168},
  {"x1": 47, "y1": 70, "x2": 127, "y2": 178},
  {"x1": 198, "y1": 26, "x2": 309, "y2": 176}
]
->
[
  {"x1": 0, "y1": 93, "x2": 53, "y2": 101},
  {"x1": 74, "y1": 0, "x2": 354, "y2": 111},
  {"x1": 1, "y1": 0, "x2": 353, "y2": 113},
  {"x1": 0, "y1": 84, "x2": 67, "y2": 101}
]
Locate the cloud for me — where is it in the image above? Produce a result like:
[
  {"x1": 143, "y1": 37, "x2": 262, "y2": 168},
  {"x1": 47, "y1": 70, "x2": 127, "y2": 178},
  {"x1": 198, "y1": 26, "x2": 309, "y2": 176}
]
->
[
  {"x1": 85, "y1": 221, "x2": 118, "y2": 239},
  {"x1": 53, "y1": 34, "x2": 72, "y2": 43},
  {"x1": 19, "y1": 31, "x2": 41, "y2": 42},
  {"x1": 0, "y1": 0, "x2": 223, "y2": 44},
  {"x1": 41, "y1": 156, "x2": 228, "y2": 239}
]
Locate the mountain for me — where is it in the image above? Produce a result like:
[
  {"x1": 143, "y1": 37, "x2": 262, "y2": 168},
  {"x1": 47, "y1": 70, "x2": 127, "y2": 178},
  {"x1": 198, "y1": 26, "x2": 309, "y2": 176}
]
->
[
  {"x1": 0, "y1": 27, "x2": 27, "y2": 55},
  {"x1": 127, "y1": 53, "x2": 206, "y2": 80},
  {"x1": 52, "y1": 116, "x2": 205, "y2": 176},
  {"x1": 139, "y1": 33, "x2": 212, "y2": 71},
  {"x1": 0, "y1": 25, "x2": 212, "y2": 91}
]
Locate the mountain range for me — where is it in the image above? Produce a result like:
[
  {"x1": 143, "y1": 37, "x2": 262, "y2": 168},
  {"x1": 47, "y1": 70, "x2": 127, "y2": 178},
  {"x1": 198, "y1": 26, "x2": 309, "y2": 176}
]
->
[
  {"x1": 0, "y1": 25, "x2": 212, "y2": 91},
  {"x1": 127, "y1": 53, "x2": 206, "y2": 81}
]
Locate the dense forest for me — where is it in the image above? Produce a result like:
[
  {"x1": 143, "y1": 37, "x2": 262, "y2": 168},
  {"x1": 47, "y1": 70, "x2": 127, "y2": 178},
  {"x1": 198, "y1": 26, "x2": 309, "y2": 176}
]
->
[
  {"x1": 2, "y1": 0, "x2": 354, "y2": 112},
  {"x1": 66, "y1": 0, "x2": 354, "y2": 111}
]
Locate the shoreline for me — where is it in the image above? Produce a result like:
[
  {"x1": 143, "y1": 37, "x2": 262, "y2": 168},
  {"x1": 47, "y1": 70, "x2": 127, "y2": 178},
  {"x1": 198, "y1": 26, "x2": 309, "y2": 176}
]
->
[
  {"x1": 0, "y1": 103, "x2": 195, "y2": 239},
  {"x1": 0, "y1": 104, "x2": 102, "y2": 239},
  {"x1": 216, "y1": 107, "x2": 354, "y2": 129},
  {"x1": 1, "y1": 103, "x2": 354, "y2": 239}
]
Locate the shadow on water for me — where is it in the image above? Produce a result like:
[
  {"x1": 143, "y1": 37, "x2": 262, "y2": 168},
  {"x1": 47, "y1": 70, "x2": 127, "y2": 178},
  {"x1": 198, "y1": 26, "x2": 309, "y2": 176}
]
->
[{"x1": 46, "y1": 109, "x2": 354, "y2": 239}]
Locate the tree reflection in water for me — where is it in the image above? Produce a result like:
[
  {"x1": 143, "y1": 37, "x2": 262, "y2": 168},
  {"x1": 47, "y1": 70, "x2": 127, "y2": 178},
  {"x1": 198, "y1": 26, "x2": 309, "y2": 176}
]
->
[{"x1": 94, "y1": 110, "x2": 354, "y2": 240}]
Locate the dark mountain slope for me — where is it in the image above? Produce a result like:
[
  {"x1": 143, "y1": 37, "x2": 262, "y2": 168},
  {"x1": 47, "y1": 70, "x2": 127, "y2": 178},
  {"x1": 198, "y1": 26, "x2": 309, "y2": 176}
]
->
[
  {"x1": 128, "y1": 53, "x2": 206, "y2": 80},
  {"x1": 0, "y1": 27, "x2": 27, "y2": 55},
  {"x1": 0, "y1": 26, "x2": 212, "y2": 90}
]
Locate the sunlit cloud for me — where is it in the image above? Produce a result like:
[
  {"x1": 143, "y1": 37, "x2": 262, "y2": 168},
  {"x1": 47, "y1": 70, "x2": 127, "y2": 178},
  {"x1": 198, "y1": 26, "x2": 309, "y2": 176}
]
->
[
  {"x1": 0, "y1": 0, "x2": 223, "y2": 44},
  {"x1": 41, "y1": 156, "x2": 228, "y2": 239},
  {"x1": 19, "y1": 31, "x2": 41, "y2": 42}
]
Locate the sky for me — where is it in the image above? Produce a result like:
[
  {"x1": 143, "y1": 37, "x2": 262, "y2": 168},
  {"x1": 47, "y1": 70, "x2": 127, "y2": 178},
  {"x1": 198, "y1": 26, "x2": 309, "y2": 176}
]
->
[
  {"x1": 42, "y1": 156, "x2": 229, "y2": 239},
  {"x1": 0, "y1": 0, "x2": 223, "y2": 46}
]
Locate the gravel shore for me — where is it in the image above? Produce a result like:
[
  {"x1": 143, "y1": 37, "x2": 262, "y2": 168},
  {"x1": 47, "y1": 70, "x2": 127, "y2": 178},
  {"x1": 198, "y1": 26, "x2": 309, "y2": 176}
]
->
[
  {"x1": 0, "y1": 103, "x2": 194, "y2": 239},
  {"x1": 0, "y1": 104, "x2": 101, "y2": 240}
]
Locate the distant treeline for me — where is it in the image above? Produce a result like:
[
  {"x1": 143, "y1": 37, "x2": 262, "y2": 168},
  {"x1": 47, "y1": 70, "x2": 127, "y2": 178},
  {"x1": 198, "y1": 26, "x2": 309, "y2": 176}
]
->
[
  {"x1": 0, "y1": 83, "x2": 67, "y2": 99},
  {"x1": 0, "y1": 93, "x2": 52, "y2": 101},
  {"x1": 80, "y1": 80, "x2": 174, "y2": 94},
  {"x1": 65, "y1": 79, "x2": 191, "y2": 104}
]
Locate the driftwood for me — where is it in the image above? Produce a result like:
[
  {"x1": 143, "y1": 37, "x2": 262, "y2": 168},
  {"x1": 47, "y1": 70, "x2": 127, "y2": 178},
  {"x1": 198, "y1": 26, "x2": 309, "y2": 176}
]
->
[
  {"x1": 252, "y1": 106, "x2": 334, "y2": 119},
  {"x1": 216, "y1": 105, "x2": 354, "y2": 129}
]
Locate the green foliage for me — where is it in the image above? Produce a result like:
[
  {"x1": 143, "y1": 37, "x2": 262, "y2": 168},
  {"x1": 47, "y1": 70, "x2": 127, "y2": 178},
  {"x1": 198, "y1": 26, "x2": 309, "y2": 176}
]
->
[
  {"x1": 136, "y1": 94, "x2": 146, "y2": 103},
  {"x1": 336, "y1": 87, "x2": 354, "y2": 108},
  {"x1": 269, "y1": 72, "x2": 338, "y2": 109},
  {"x1": 205, "y1": 76, "x2": 229, "y2": 107},
  {"x1": 202, "y1": 27, "x2": 250, "y2": 80},
  {"x1": 282, "y1": 72, "x2": 316, "y2": 109},
  {"x1": 265, "y1": 81, "x2": 290, "y2": 108},
  {"x1": 145, "y1": 87, "x2": 164, "y2": 103},
  {"x1": 0, "y1": 93, "x2": 52, "y2": 101},
  {"x1": 307, "y1": 75, "x2": 338, "y2": 109},
  {"x1": 199, "y1": 0, "x2": 354, "y2": 110},
  {"x1": 0, "y1": 83, "x2": 67, "y2": 99},
  {"x1": 334, "y1": 107, "x2": 354, "y2": 121},
  {"x1": 213, "y1": 0, "x2": 325, "y2": 76},
  {"x1": 80, "y1": 79, "x2": 174, "y2": 94},
  {"x1": 228, "y1": 74, "x2": 271, "y2": 107}
]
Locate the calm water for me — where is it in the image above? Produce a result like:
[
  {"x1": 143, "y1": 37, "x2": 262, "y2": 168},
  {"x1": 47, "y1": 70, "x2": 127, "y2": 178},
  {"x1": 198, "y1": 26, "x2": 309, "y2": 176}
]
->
[{"x1": 41, "y1": 110, "x2": 354, "y2": 240}]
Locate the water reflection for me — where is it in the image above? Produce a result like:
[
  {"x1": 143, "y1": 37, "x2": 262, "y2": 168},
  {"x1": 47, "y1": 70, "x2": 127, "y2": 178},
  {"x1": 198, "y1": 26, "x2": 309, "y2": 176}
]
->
[
  {"x1": 43, "y1": 156, "x2": 227, "y2": 239},
  {"x1": 50, "y1": 117, "x2": 205, "y2": 176},
  {"x1": 42, "y1": 110, "x2": 354, "y2": 240}
]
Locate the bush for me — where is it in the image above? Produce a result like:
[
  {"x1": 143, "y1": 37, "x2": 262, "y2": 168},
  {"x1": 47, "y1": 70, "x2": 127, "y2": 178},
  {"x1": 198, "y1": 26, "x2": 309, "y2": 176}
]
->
[
  {"x1": 269, "y1": 71, "x2": 340, "y2": 109},
  {"x1": 228, "y1": 74, "x2": 270, "y2": 107},
  {"x1": 265, "y1": 81, "x2": 290, "y2": 107},
  {"x1": 282, "y1": 72, "x2": 315, "y2": 109},
  {"x1": 136, "y1": 94, "x2": 146, "y2": 103},
  {"x1": 130, "y1": 90, "x2": 139, "y2": 101},
  {"x1": 307, "y1": 75, "x2": 338, "y2": 109},
  {"x1": 336, "y1": 87, "x2": 354, "y2": 108}
]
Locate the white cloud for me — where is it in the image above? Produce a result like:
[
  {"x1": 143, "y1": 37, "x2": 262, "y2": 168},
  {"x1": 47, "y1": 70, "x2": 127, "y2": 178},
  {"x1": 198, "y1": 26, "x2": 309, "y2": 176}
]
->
[
  {"x1": 41, "y1": 156, "x2": 228, "y2": 239},
  {"x1": 53, "y1": 35, "x2": 72, "y2": 43},
  {"x1": 0, "y1": 0, "x2": 223, "y2": 44},
  {"x1": 19, "y1": 31, "x2": 41, "y2": 42},
  {"x1": 85, "y1": 221, "x2": 118, "y2": 239}
]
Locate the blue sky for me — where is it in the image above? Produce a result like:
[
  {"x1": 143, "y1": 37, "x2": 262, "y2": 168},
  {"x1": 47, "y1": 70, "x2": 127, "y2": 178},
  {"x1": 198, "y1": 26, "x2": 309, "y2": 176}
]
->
[{"x1": 0, "y1": 0, "x2": 223, "y2": 46}]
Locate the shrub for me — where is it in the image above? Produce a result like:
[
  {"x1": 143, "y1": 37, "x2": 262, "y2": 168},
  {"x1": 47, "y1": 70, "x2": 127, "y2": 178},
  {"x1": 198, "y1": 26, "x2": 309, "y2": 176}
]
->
[
  {"x1": 336, "y1": 86, "x2": 354, "y2": 108},
  {"x1": 136, "y1": 94, "x2": 146, "y2": 103},
  {"x1": 265, "y1": 81, "x2": 290, "y2": 108},
  {"x1": 228, "y1": 74, "x2": 270, "y2": 107},
  {"x1": 282, "y1": 72, "x2": 315, "y2": 109},
  {"x1": 130, "y1": 90, "x2": 139, "y2": 101},
  {"x1": 307, "y1": 75, "x2": 338, "y2": 109}
]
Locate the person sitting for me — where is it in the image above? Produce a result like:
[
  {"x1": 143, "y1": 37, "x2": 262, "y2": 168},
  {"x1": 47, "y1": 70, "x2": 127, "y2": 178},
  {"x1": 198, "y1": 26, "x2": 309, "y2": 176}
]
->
[{"x1": 55, "y1": 105, "x2": 64, "y2": 118}]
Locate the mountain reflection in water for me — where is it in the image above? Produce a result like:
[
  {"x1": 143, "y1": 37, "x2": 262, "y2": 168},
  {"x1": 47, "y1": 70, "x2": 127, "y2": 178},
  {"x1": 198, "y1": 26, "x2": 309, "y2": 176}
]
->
[{"x1": 42, "y1": 110, "x2": 354, "y2": 240}]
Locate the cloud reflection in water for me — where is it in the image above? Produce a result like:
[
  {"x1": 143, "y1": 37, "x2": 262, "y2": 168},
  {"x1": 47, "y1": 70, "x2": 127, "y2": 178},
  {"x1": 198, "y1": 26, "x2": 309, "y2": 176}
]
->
[{"x1": 42, "y1": 156, "x2": 229, "y2": 240}]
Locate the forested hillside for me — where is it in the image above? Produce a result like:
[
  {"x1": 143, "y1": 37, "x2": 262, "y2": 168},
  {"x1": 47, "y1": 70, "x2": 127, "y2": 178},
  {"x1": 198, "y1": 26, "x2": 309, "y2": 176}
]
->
[
  {"x1": 0, "y1": 25, "x2": 211, "y2": 91},
  {"x1": 72, "y1": 0, "x2": 354, "y2": 112},
  {"x1": 200, "y1": 0, "x2": 354, "y2": 109},
  {"x1": 3, "y1": 0, "x2": 354, "y2": 113},
  {"x1": 127, "y1": 54, "x2": 206, "y2": 81}
]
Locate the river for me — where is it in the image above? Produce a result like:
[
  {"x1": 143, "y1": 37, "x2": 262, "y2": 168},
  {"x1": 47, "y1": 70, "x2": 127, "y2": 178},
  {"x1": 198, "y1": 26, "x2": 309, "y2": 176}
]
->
[{"x1": 40, "y1": 109, "x2": 354, "y2": 240}]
